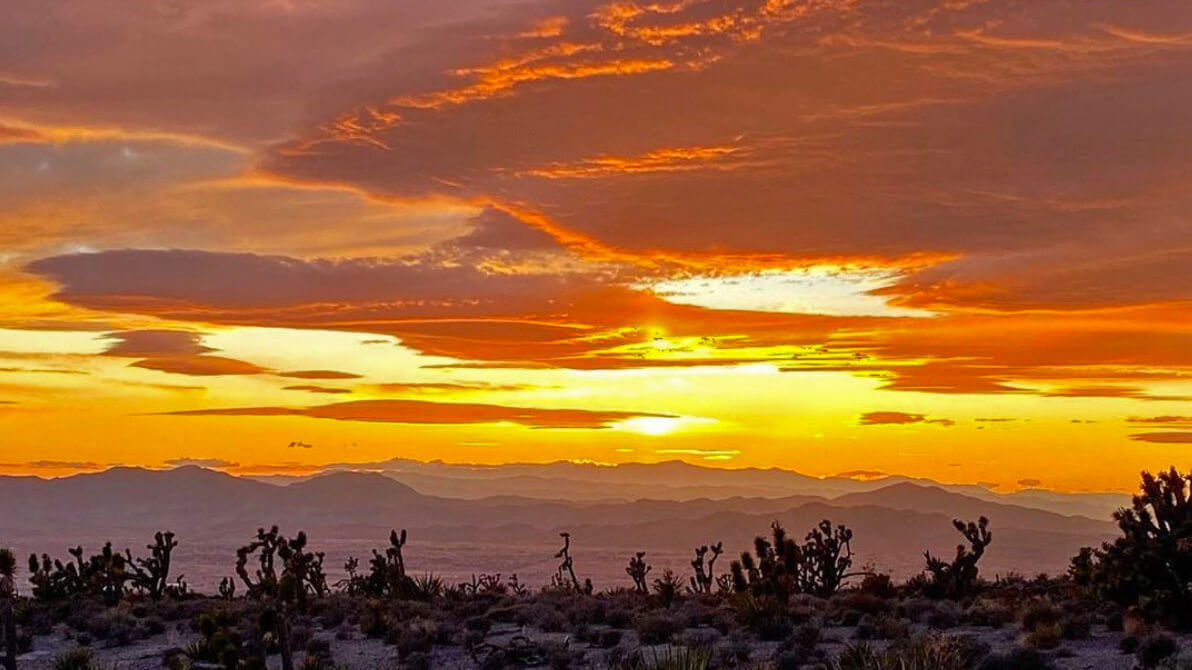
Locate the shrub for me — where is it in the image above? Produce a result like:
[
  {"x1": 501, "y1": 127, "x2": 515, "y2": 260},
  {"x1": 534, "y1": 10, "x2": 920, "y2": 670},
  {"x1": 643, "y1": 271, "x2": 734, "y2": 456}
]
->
[
  {"x1": 976, "y1": 648, "x2": 1055, "y2": 670},
  {"x1": 1022, "y1": 623, "x2": 1062, "y2": 650},
  {"x1": 1137, "y1": 633, "x2": 1179, "y2": 668},
  {"x1": 1119, "y1": 635, "x2": 1140, "y2": 654},
  {"x1": 739, "y1": 596, "x2": 792, "y2": 641},
  {"x1": 633, "y1": 612, "x2": 684, "y2": 645},
  {"x1": 53, "y1": 648, "x2": 97, "y2": 670},
  {"x1": 825, "y1": 635, "x2": 969, "y2": 670},
  {"x1": 965, "y1": 599, "x2": 1014, "y2": 628},
  {"x1": 632, "y1": 646, "x2": 712, "y2": 670}
]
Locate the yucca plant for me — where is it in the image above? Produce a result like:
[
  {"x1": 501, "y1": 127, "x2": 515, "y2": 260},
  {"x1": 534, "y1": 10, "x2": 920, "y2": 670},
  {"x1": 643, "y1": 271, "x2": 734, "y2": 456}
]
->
[
  {"x1": 53, "y1": 647, "x2": 96, "y2": 670},
  {"x1": 825, "y1": 636, "x2": 969, "y2": 670},
  {"x1": 627, "y1": 646, "x2": 713, "y2": 670},
  {"x1": 0, "y1": 548, "x2": 16, "y2": 670}
]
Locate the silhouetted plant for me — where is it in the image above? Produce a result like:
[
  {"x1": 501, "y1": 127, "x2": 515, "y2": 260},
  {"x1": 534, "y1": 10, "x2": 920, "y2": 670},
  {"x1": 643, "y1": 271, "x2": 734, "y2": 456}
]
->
[
  {"x1": 126, "y1": 530, "x2": 185, "y2": 599},
  {"x1": 29, "y1": 542, "x2": 132, "y2": 604},
  {"x1": 550, "y1": 532, "x2": 593, "y2": 595},
  {"x1": 923, "y1": 516, "x2": 992, "y2": 599},
  {"x1": 688, "y1": 542, "x2": 723, "y2": 594},
  {"x1": 52, "y1": 647, "x2": 98, "y2": 670},
  {"x1": 234, "y1": 526, "x2": 326, "y2": 670},
  {"x1": 218, "y1": 577, "x2": 236, "y2": 600},
  {"x1": 506, "y1": 574, "x2": 529, "y2": 596},
  {"x1": 650, "y1": 568, "x2": 683, "y2": 607},
  {"x1": 0, "y1": 548, "x2": 16, "y2": 670},
  {"x1": 186, "y1": 609, "x2": 266, "y2": 670},
  {"x1": 626, "y1": 552, "x2": 651, "y2": 594},
  {"x1": 730, "y1": 520, "x2": 859, "y2": 600},
  {"x1": 362, "y1": 529, "x2": 421, "y2": 599},
  {"x1": 459, "y1": 573, "x2": 502, "y2": 597},
  {"x1": 1074, "y1": 467, "x2": 1192, "y2": 628},
  {"x1": 337, "y1": 556, "x2": 364, "y2": 596}
]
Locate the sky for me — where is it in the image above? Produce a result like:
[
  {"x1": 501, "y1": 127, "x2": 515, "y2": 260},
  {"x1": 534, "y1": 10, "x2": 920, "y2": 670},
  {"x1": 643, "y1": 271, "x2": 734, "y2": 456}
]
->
[{"x1": 1, "y1": 0, "x2": 1191, "y2": 492}]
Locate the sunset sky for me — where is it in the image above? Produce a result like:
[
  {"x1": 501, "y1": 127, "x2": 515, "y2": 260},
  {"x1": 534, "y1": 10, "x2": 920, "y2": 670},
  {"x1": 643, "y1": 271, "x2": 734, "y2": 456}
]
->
[{"x1": 2, "y1": 0, "x2": 1191, "y2": 492}]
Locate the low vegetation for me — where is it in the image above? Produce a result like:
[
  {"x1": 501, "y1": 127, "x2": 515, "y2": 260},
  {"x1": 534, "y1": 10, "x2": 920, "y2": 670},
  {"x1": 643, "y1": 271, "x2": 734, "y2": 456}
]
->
[{"x1": 2, "y1": 467, "x2": 1191, "y2": 668}]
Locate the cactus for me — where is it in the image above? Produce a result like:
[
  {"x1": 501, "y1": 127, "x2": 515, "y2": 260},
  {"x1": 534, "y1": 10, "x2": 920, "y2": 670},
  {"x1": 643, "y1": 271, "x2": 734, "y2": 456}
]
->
[
  {"x1": 1, "y1": 548, "x2": 16, "y2": 670},
  {"x1": 730, "y1": 519, "x2": 859, "y2": 600},
  {"x1": 923, "y1": 516, "x2": 992, "y2": 599},
  {"x1": 626, "y1": 551, "x2": 652, "y2": 594},
  {"x1": 688, "y1": 542, "x2": 723, "y2": 594}
]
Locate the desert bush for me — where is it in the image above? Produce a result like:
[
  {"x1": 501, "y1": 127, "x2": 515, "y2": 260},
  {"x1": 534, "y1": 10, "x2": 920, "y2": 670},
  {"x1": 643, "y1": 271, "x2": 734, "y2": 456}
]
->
[
  {"x1": 53, "y1": 648, "x2": 98, "y2": 670},
  {"x1": 1020, "y1": 600, "x2": 1061, "y2": 633},
  {"x1": 976, "y1": 648, "x2": 1055, "y2": 670},
  {"x1": 738, "y1": 595, "x2": 793, "y2": 640},
  {"x1": 965, "y1": 598, "x2": 1014, "y2": 628},
  {"x1": 855, "y1": 614, "x2": 910, "y2": 641},
  {"x1": 1137, "y1": 633, "x2": 1179, "y2": 668},
  {"x1": 825, "y1": 635, "x2": 969, "y2": 670},
  {"x1": 859, "y1": 572, "x2": 896, "y2": 599},
  {"x1": 627, "y1": 646, "x2": 713, "y2": 670},
  {"x1": 1022, "y1": 623, "x2": 1062, "y2": 650},
  {"x1": 1059, "y1": 613, "x2": 1091, "y2": 639},
  {"x1": 651, "y1": 569, "x2": 683, "y2": 607},
  {"x1": 633, "y1": 611, "x2": 684, "y2": 644}
]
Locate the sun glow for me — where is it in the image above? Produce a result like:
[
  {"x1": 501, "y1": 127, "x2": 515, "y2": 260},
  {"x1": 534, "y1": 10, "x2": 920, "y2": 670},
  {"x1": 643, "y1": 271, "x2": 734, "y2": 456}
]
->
[{"x1": 639, "y1": 268, "x2": 936, "y2": 317}]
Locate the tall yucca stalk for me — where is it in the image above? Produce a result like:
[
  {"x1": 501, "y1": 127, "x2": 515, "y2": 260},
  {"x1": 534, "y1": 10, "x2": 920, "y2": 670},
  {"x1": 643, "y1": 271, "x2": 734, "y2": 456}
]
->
[{"x1": 0, "y1": 547, "x2": 17, "y2": 670}]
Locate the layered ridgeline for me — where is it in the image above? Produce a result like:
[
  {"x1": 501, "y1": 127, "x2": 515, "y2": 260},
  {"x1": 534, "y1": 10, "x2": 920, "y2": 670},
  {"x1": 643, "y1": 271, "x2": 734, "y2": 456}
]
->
[{"x1": 0, "y1": 465, "x2": 1119, "y2": 592}]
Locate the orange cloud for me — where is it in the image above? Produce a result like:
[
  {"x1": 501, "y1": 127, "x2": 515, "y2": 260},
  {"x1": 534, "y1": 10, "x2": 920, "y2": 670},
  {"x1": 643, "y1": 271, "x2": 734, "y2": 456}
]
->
[
  {"x1": 282, "y1": 385, "x2": 352, "y2": 394},
  {"x1": 1129, "y1": 432, "x2": 1192, "y2": 444},
  {"x1": 858, "y1": 411, "x2": 954, "y2": 427},
  {"x1": 159, "y1": 398, "x2": 676, "y2": 430},
  {"x1": 277, "y1": 370, "x2": 363, "y2": 380},
  {"x1": 131, "y1": 356, "x2": 267, "y2": 377}
]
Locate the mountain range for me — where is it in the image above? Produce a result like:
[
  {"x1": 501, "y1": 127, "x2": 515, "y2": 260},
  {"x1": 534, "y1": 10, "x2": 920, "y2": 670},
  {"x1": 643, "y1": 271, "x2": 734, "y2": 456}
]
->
[{"x1": 0, "y1": 465, "x2": 1124, "y2": 591}]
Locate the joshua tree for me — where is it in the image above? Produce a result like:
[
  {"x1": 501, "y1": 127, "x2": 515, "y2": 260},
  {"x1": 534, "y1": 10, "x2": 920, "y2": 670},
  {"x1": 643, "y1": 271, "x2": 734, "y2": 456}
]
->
[
  {"x1": 127, "y1": 530, "x2": 182, "y2": 599},
  {"x1": 1, "y1": 548, "x2": 17, "y2": 670},
  {"x1": 626, "y1": 551, "x2": 651, "y2": 594},
  {"x1": 924, "y1": 516, "x2": 992, "y2": 599},
  {"x1": 234, "y1": 526, "x2": 325, "y2": 670},
  {"x1": 689, "y1": 542, "x2": 723, "y2": 594},
  {"x1": 731, "y1": 520, "x2": 860, "y2": 600},
  {"x1": 1074, "y1": 468, "x2": 1192, "y2": 627},
  {"x1": 552, "y1": 532, "x2": 592, "y2": 594},
  {"x1": 28, "y1": 542, "x2": 137, "y2": 604},
  {"x1": 803, "y1": 520, "x2": 858, "y2": 597},
  {"x1": 362, "y1": 529, "x2": 418, "y2": 599},
  {"x1": 218, "y1": 576, "x2": 236, "y2": 600}
]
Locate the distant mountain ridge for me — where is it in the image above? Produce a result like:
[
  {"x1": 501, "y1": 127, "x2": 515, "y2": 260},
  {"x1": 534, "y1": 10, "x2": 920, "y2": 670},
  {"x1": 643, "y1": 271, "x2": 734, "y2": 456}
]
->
[
  {"x1": 248, "y1": 457, "x2": 1130, "y2": 520},
  {"x1": 0, "y1": 466, "x2": 1119, "y2": 588}
]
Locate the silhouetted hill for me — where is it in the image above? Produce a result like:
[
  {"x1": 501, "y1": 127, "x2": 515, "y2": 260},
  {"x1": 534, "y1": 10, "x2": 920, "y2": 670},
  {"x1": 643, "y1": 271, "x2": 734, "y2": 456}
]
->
[
  {"x1": 268, "y1": 457, "x2": 1129, "y2": 520},
  {"x1": 0, "y1": 466, "x2": 1119, "y2": 587},
  {"x1": 832, "y1": 483, "x2": 1113, "y2": 534}
]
